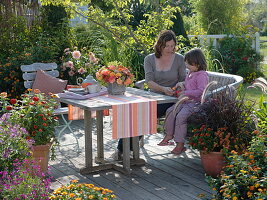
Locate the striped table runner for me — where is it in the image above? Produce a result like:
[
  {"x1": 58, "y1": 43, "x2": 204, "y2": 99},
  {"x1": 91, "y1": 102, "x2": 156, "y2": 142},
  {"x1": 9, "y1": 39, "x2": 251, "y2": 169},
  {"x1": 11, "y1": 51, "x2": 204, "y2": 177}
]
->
[
  {"x1": 68, "y1": 105, "x2": 109, "y2": 120},
  {"x1": 92, "y1": 93, "x2": 157, "y2": 139}
]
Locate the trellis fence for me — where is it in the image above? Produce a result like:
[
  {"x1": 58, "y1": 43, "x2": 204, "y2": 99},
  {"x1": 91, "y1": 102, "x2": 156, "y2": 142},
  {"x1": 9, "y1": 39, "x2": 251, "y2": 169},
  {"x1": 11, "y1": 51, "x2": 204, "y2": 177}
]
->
[{"x1": 188, "y1": 32, "x2": 260, "y2": 53}]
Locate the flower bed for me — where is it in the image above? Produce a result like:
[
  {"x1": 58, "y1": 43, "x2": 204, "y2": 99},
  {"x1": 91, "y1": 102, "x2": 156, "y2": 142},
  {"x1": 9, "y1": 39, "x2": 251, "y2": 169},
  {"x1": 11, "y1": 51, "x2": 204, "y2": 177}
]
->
[{"x1": 50, "y1": 180, "x2": 117, "y2": 200}]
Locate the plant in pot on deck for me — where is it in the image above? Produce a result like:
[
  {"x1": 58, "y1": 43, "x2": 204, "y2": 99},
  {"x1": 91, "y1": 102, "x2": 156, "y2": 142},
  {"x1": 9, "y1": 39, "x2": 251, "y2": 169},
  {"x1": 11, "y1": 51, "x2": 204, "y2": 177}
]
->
[
  {"x1": 0, "y1": 89, "x2": 59, "y2": 173},
  {"x1": 207, "y1": 78, "x2": 267, "y2": 200},
  {"x1": 187, "y1": 85, "x2": 256, "y2": 177}
]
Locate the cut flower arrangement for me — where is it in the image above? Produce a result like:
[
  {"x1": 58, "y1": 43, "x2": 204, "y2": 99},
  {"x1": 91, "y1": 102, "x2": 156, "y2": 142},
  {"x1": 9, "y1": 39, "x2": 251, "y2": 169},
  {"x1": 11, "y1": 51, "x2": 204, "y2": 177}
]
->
[
  {"x1": 50, "y1": 180, "x2": 117, "y2": 200},
  {"x1": 96, "y1": 62, "x2": 134, "y2": 86}
]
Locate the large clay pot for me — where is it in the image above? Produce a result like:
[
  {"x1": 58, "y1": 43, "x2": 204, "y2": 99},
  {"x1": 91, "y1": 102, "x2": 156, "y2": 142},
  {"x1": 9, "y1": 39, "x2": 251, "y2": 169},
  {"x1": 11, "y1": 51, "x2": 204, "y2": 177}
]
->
[
  {"x1": 200, "y1": 151, "x2": 225, "y2": 178},
  {"x1": 31, "y1": 143, "x2": 52, "y2": 173},
  {"x1": 107, "y1": 82, "x2": 126, "y2": 95}
]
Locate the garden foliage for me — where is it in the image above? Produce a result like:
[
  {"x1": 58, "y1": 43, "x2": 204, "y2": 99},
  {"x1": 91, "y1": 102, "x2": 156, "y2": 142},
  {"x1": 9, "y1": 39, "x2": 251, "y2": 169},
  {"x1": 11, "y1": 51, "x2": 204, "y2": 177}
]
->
[
  {"x1": 190, "y1": 0, "x2": 248, "y2": 34},
  {"x1": 0, "y1": 114, "x2": 32, "y2": 172},
  {"x1": 208, "y1": 78, "x2": 267, "y2": 200},
  {"x1": 0, "y1": 159, "x2": 51, "y2": 200},
  {"x1": 214, "y1": 36, "x2": 263, "y2": 82}
]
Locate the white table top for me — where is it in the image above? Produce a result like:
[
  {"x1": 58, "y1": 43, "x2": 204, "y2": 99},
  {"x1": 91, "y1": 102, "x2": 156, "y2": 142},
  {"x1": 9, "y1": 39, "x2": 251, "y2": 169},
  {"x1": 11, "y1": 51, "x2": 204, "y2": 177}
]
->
[{"x1": 58, "y1": 87, "x2": 178, "y2": 111}]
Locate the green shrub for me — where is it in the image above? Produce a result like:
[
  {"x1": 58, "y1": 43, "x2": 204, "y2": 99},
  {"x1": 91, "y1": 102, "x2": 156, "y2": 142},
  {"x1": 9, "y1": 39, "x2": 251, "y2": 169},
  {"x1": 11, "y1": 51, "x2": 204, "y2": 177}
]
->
[
  {"x1": 215, "y1": 36, "x2": 263, "y2": 76},
  {"x1": 237, "y1": 66, "x2": 265, "y2": 83},
  {"x1": 0, "y1": 15, "x2": 30, "y2": 60}
]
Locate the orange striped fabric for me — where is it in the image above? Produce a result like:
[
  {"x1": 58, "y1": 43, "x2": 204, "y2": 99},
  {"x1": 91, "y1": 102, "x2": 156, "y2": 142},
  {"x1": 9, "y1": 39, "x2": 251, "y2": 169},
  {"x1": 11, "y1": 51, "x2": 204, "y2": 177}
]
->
[
  {"x1": 92, "y1": 94, "x2": 157, "y2": 139},
  {"x1": 68, "y1": 105, "x2": 109, "y2": 120}
]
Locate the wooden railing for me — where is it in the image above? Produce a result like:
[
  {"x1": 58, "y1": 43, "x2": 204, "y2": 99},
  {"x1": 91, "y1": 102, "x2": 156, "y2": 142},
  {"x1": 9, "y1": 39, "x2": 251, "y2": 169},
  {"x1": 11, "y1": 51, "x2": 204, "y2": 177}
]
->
[{"x1": 188, "y1": 32, "x2": 260, "y2": 53}]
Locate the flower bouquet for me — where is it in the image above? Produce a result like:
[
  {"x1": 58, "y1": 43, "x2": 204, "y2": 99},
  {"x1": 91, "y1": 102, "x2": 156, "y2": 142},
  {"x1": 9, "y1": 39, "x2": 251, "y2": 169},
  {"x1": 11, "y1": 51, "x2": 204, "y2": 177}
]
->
[
  {"x1": 50, "y1": 180, "x2": 117, "y2": 200},
  {"x1": 96, "y1": 63, "x2": 134, "y2": 86},
  {"x1": 96, "y1": 62, "x2": 134, "y2": 95}
]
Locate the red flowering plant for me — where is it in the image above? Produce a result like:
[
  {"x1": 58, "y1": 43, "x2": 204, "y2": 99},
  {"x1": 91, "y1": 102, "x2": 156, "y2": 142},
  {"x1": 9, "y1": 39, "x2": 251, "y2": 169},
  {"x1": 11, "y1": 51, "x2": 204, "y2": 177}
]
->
[
  {"x1": 189, "y1": 126, "x2": 234, "y2": 153},
  {"x1": 96, "y1": 62, "x2": 134, "y2": 86},
  {"x1": 0, "y1": 89, "x2": 59, "y2": 147}
]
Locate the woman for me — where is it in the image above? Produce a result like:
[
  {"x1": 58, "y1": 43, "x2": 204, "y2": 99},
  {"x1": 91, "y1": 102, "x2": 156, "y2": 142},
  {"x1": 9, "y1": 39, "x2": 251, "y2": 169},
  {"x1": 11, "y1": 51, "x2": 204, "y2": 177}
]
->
[{"x1": 114, "y1": 30, "x2": 186, "y2": 159}]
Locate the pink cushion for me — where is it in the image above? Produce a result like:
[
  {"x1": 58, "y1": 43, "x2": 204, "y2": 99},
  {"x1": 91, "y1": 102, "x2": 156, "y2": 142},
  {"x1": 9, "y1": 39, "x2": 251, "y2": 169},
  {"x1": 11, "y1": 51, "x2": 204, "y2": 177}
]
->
[{"x1": 32, "y1": 70, "x2": 68, "y2": 94}]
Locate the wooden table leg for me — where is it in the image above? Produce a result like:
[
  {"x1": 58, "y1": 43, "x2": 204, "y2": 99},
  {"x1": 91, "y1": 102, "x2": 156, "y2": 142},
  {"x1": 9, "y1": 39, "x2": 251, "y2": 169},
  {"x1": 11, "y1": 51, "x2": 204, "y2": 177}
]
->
[
  {"x1": 122, "y1": 137, "x2": 131, "y2": 174},
  {"x1": 132, "y1": 136, "x2": 146, "y2": 166},
  {"x1": 80, "y1": 110, "x2": 92, "y2": 174},
  {"x1": 95, "y1": 110, "x2": 104, "y2": 163},
  {"x1": 132, "y1": 136, "x2": 140, "y2": 160}
]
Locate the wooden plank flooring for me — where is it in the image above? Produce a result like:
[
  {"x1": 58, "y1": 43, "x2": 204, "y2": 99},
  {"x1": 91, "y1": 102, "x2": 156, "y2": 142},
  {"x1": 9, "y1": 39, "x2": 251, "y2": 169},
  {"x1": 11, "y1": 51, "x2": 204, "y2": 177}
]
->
[{"x1": 50, "y1": 116, "x2": 214, "y2": 200}]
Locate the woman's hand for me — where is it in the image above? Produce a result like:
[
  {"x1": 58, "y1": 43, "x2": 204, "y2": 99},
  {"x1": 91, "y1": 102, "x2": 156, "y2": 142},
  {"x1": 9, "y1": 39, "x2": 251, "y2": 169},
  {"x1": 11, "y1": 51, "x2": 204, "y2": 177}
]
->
[
  {"x1": 174, "y1": 82, "x2": 185, "y2": 90},
  {"x1": 163, "y1": 87, "x2": 174, "y2": 96}
]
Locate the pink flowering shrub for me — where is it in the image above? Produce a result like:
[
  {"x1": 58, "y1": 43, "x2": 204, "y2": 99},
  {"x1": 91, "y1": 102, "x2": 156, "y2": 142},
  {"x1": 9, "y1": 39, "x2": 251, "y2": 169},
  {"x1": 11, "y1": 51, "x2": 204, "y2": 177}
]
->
[
  {"x1": 60, "y1": 47, "x2": 101, "y2": 84},
  {"x1": 0, "y1": 159, "x2": 52, "y2": 200}
]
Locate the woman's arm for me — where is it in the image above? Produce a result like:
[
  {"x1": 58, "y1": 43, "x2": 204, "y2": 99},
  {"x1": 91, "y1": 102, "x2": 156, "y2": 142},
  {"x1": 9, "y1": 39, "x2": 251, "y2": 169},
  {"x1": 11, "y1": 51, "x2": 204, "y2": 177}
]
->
[{"x1": 147, "y1": 81, "x2": 174, "y2": 96}]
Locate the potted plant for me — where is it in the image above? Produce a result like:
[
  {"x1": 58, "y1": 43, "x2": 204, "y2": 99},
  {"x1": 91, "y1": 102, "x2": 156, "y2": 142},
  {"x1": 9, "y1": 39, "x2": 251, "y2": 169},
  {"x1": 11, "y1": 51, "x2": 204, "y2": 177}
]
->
[
  {"x1": 0, "y1": 89, "x2": 59, "y2": 172},
  {"x1": 187, "y1": 84, "x2": 256, "y2": 177},
  {"x1": 96, "y1": 62, "x2": 134, "y2": 95}
]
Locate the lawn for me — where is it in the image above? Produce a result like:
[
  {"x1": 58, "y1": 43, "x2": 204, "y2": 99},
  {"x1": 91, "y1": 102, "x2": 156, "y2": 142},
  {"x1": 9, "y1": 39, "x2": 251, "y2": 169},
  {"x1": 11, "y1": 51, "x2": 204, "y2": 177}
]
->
[{"x1": 243, "y1": 36, "x2": 267, "y2": 104}]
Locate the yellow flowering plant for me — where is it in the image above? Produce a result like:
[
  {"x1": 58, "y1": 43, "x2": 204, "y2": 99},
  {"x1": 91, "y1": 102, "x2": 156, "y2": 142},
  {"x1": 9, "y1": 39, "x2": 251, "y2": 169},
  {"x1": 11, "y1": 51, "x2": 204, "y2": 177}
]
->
[
  {"x1": 208, "y1": 130, "x2": 267, "y2": 200},
  {"x1": 50, "y1": 180, "x2": 117, "y2": 200},
  {"x1": 208, "y1": 78, "x2": 267, "y2": 200},
  {"x1": 96, "y1": 62, "x2": 134, "y2": 86}
]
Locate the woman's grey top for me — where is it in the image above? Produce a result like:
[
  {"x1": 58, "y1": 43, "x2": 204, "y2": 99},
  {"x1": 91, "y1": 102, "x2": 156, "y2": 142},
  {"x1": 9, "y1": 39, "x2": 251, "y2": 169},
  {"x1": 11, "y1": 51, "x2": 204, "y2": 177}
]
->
[{"x1": 144, "y1": 53, "x2": 186, "y2": 93}]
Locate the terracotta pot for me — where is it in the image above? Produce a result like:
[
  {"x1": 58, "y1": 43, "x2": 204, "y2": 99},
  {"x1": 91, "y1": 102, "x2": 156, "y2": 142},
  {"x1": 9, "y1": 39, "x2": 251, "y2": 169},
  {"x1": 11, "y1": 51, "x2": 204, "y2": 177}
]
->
[
  {"x1": 31, "y1": 143, "x2": 52, "y2": 173},
  {"x1": 200, "y1": 151, "x2": 225, "y2": 178}
]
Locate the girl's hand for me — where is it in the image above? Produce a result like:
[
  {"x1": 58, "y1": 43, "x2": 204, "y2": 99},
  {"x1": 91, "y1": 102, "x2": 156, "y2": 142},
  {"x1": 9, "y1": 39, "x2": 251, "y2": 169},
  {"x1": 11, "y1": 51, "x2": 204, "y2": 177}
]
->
[{"x1": 163, "y1": 87, "x2": 174, "y2": 96}]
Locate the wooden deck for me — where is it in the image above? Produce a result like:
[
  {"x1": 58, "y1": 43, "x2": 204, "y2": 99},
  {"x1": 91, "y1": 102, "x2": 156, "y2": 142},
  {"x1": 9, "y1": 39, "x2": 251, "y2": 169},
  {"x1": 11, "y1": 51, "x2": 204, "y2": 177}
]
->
[{"x1": 50, "y1": 116, "x2": 214, "y2": 200}]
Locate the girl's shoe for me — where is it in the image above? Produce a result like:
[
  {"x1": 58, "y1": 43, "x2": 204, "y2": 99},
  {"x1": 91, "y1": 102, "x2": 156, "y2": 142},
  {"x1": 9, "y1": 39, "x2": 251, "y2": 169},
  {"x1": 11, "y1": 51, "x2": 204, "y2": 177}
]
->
[{"x1": 171, "y1": 147, "x2": 186, "y2": 155}]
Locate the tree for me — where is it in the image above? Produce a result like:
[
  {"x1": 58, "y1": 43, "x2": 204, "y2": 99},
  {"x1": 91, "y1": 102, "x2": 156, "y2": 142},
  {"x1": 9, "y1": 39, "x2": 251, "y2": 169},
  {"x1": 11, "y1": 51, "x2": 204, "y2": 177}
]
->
[
  {"x1": 190, "y1": 0, "x2": 248, "y2": 34},
  {"x1": 40, "y1": 0, "x2": 182, "y2": 54}
]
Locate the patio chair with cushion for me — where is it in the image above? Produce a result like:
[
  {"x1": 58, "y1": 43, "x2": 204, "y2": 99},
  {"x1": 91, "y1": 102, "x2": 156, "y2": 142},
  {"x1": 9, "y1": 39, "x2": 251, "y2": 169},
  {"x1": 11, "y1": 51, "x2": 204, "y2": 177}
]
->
[
  {"x1": 135, "y1": 71, "x2": 244, "y2": 147},
  {"x1": 20, "y1": 63, "x2": 79, "y2": 148}
]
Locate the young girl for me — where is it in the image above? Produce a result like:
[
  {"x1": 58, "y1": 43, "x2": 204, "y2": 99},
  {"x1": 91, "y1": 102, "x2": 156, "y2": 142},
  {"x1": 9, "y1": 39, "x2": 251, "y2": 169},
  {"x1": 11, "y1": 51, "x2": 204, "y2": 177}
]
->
[{"x1": 158, "y1": 48, "x2": 209, "y2": 155}]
